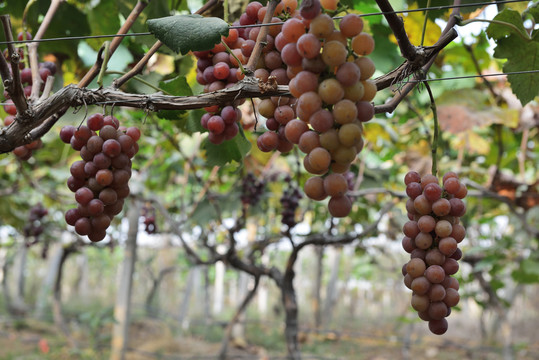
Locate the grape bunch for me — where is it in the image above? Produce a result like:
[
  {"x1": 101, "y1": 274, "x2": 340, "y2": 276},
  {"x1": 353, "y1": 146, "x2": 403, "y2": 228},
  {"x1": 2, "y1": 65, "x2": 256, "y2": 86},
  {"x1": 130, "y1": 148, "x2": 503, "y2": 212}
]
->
[
  {"x1": 23, "y1": 202, "x2": 48, "y2": 242},
  {"x1": 240, "y1": 172, "x2": 266, "y2": 207},
  {"x1": 2, "y1": 31, "x2": 57, "y2": 160},
  {"x1": 401, "y1": 171, "x2": 467, "y2": 335},
  {"x1": 141, "y1": 203, "x2": 157, "y2": 234},
  {"x1": 193, "y1": 26, "x2": 246, "y2": 144},
  {"x1": 280, "y1": 175, "x2": 302, "y2": 228},
  {"x1": 60, "y1": 114, "x2": 140, "y2": 242},
  {"x1": 250, "y1": 0, "x2": 376, "y2": 218}
]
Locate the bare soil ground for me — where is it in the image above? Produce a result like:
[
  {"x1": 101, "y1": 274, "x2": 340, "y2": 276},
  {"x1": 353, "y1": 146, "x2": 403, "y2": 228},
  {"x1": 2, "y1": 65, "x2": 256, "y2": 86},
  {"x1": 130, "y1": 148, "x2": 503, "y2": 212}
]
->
[{"x1": 1, "y1": 318, "x2": 538, "y2": 360}]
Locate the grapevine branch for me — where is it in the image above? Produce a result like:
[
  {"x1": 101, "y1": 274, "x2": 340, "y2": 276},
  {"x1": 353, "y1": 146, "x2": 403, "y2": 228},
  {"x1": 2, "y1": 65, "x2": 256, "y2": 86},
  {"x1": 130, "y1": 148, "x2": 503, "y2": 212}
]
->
[
  {"x1": 0, "y1": 15, "x2": 28, "y2": 116},
  {"x1": 246, "y1": 0, "x2": 279, "y2": 72},
  {"x1": 78, "y1": 0, "x2": 150, "y2": 88},
  {"x1": 112, "y1": 0, "x2": 220, "y2": 89},
  {"x1": 373, "y1": 0, "x2": 461, "y2": 114},
  {"x1": 28, "y1": 0, "x2": 64, "y2": 101},
  {"x1": 0, "y1": 0, "x2": 463, "y2": 152},
  {"x1": 0, "y1": 79, "x2": 288, "y2": 153}
]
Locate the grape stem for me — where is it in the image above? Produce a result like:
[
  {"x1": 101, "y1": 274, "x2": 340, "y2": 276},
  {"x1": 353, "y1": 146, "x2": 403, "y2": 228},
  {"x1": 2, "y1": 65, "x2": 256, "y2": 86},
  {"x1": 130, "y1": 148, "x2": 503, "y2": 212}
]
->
[
  {"x1": 97, "y1": 41, "x2": 111, "y2": 88},
  {"x1": 221, "y1": 40, "x2": 246, "y2": 75},
  {"x1": 246, "y1": 0, "x2": 279, "y2": 72},
  {"x1": 27, "y1": 0, "x2": 64, "y2": 101},
  {"x1": 420, "y1": 0, "x2": 431, "y2": 47},
  {"x1": 223, "y1": 0, "x2": 229, "y2": 24},
  {"x1": 78, "y1": 0, "x2": 150, "y2": 88},
  {"x1": 112, "y1": 41, "x2": 163, "y2": 90},
  {"x1": 458, "y1": 18, "x2": 531, "y2": 41},
  {"x1": 107, "y1": 71, "x2": 172, "y2": 95},
  {"x1": 111, "y1": 0, "x2": 219, "y2": 90},
  {"x1": 375, "y1": 0, "x2": 418, "y2": 62},
  {"x1": 424, "y1": 82, "x2": 439, "y2": 177}
]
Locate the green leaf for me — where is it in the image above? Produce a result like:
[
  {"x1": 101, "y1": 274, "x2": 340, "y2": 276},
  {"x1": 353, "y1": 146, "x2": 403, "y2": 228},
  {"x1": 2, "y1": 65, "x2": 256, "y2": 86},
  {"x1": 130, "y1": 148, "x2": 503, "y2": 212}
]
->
[
  {"x1": 512, "y1": 259, "x2": 539, "y2": 284},
  {"x1": 493, "y1": 36, "x2": 539, "y2": 105},
  {"x1": 486, "y1": 9, "x2": 527, "y2": 40},
  {"x1": 147, "y1": 14, "x2": 229, "y2": 55},
  {"x1": 202, "y1": 133, "x2": 251, "y2": 167},
  {"x1": 159, "y1": 76, "x2": 193, "y2": 96},
  {"x1": 87, "y1": 0, "x2": 121, "y2": 50},
  {"x1": 155, "y1": 76, "x2": 203, "y2": 134},
  {"x1": 187, "y1": 109, "x2": 207, "y2": 133},
  {"x1": 527, "y1": 2, "x2": 539, "y2": 23}
]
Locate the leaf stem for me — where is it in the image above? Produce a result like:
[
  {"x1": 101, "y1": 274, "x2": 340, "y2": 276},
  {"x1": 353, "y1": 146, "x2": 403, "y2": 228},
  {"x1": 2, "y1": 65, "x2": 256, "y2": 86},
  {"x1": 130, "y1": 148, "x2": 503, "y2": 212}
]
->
[
  {"x1": 420, "y1": 0, "x2": 431, "y2": 46},
  {"x1": 424, "y1": 82, "x2": 438, "y2": 177},
  {"x1": 97, "y1": 41, "x2": 111, "y2": 88},
  {"x1": 223, "y1": 0, "x2": 229, "y2": 24},
  {"x1": 106, "y1": 70, "x2": 172, "y2": 94},
  {"x1": 458, "y1": 18, "x2": 531, "y2": 41},
  {"x1": 221, "y1": 40, "x2": 246, "y2": 74},
  {"x1": 22, "y1": 0, "x2": 37, "y2": 28}
]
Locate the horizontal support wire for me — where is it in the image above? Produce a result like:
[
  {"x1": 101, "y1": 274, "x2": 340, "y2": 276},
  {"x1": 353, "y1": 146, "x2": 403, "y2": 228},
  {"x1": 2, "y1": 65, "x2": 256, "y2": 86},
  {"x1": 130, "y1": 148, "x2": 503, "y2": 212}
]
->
[
  {"x1": 0, "y1": 70, "x2": 536, "y2": 106},
  {"x1": 0, "y1": 0, "x2": 529, "y2": 45}
]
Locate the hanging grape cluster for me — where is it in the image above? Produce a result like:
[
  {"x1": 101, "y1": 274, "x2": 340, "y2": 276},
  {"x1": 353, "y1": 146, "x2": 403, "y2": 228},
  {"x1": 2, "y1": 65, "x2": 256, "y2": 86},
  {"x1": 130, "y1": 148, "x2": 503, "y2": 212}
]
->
[
  {"x1": 401, "y1": 171, "x2": 467, "y2": 335},
  {"x1": 195, "y1": 0, "x2": 377, "y2": 218},
  {"x1": 60, "y1": 114, "x2": 140, "y2": 242},
  {"x1": 280, "y1": 175, "x2": 302, "y2": 228},
  {"x1": 193, "y1": 27, "x2": 246, "y2": 144},
  {"x1": 240, "y1": 172, "x2": 266, "y2": 207},
  {"x1": 141, "y1": 202, "x2": 157, "y2": 234},
  {"x1": 23, "y1": 203, "x2": 48, "y2": 243},
  {"x1": 2, "y1": 31, "x2": 57, "y2": 160}
]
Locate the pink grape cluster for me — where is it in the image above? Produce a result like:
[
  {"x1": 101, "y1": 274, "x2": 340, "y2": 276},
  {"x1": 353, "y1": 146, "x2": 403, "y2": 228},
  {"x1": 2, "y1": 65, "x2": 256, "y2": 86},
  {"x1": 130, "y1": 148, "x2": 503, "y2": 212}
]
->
[
  {"x1": 2, "y1": 32, "x2": 57, "y2": 160},
  {"x1": 401, "y1": 171, "x2": 467, "y2": 335},
  {"x1": 59, "y1": 114, "x2": 140, "y2": 242},
  {"x1": 255, "y1": 0, "x2": 377, "y2": 218}
]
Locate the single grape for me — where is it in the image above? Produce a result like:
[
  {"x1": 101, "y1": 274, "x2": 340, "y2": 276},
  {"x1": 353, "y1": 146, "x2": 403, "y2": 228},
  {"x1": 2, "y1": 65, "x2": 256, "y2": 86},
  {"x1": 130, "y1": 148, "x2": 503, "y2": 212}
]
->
[
  {"x1": 339, "y1": 14, "x2": 364, "y2": 38},
  {"x1": 328, "y1": 195, "x2": 352, "y2": 218}
]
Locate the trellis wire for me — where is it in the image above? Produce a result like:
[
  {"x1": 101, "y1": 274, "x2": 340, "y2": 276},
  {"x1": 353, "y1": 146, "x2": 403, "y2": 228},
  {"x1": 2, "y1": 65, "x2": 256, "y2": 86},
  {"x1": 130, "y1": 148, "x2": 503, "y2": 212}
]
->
[
  {"x1": 0, "y1": 0, "x2": 529, "y2": 45},
  {"x1": 1, "y1": 70, "x2": 536, "y2": 107}
]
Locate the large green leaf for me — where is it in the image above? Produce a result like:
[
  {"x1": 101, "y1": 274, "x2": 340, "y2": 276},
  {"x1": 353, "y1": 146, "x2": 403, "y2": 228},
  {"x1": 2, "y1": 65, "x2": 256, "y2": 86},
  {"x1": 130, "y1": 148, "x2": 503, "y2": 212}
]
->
[
  {"x1": 159, "y1": 76, "x2": 193, "y2": 96},
  {"x1": 512, "y1": 259, "x2": 539, "y2": 284},
  {"x1": 487, "y1": 9, "x2": 539, "y2": 104},
  {"x1": 486, "y1": 9, "x2": 527, "y2": 40},
  {"x1": 493, "y1": 35, "x2": 539, "y2": 105},
  {"x1": 147, "y1": 14, "x2": 229, "y2": 55},
  {"x1": 202, "y1": 133, "x2": 251, "y2": 167},
  {"x1": 527, "y1": 2, "x2": 539, "y2": 23}
]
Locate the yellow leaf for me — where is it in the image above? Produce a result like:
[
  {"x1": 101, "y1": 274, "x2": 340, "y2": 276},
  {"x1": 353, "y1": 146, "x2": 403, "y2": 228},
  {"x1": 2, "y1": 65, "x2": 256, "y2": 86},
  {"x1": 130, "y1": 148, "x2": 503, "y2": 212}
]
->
[
  {"x1": 451, "y1": 131, "x2": 490, "y2": 155},
  {"x1": 363, "y1": 122, "x2": 390, "y2": 149},
  {"x1": 389, "y1": 4, "x2": 441, "y2": 46}
]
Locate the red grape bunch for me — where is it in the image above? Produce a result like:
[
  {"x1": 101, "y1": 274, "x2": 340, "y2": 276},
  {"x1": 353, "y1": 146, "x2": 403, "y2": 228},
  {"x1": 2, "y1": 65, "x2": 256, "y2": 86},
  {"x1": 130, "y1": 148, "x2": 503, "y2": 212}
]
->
[
  {"x1": 401, "y1": 171, "x2": 467, "y2": 335},
  {"x1": 240, "y1": 172, "x2": 266, "y2": 207},
  {"x1": 2, "y1": 31, "x2": 57, "y2": 160},
  {"x1": 23, "y1": 202, "x2": 48, "y2": 243},
  {"x1": 280, "y1": 175, "x2": 303, "y2": 229},
  {"x1": 60, "y1": 114, "x2": 141, "y2": 242},
  {"x1": 141, "y1": 203, "x2": 157, "y2": 234},
  {"x1": 193, "y1": 25, "x2": 247, "y2": 144}
]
